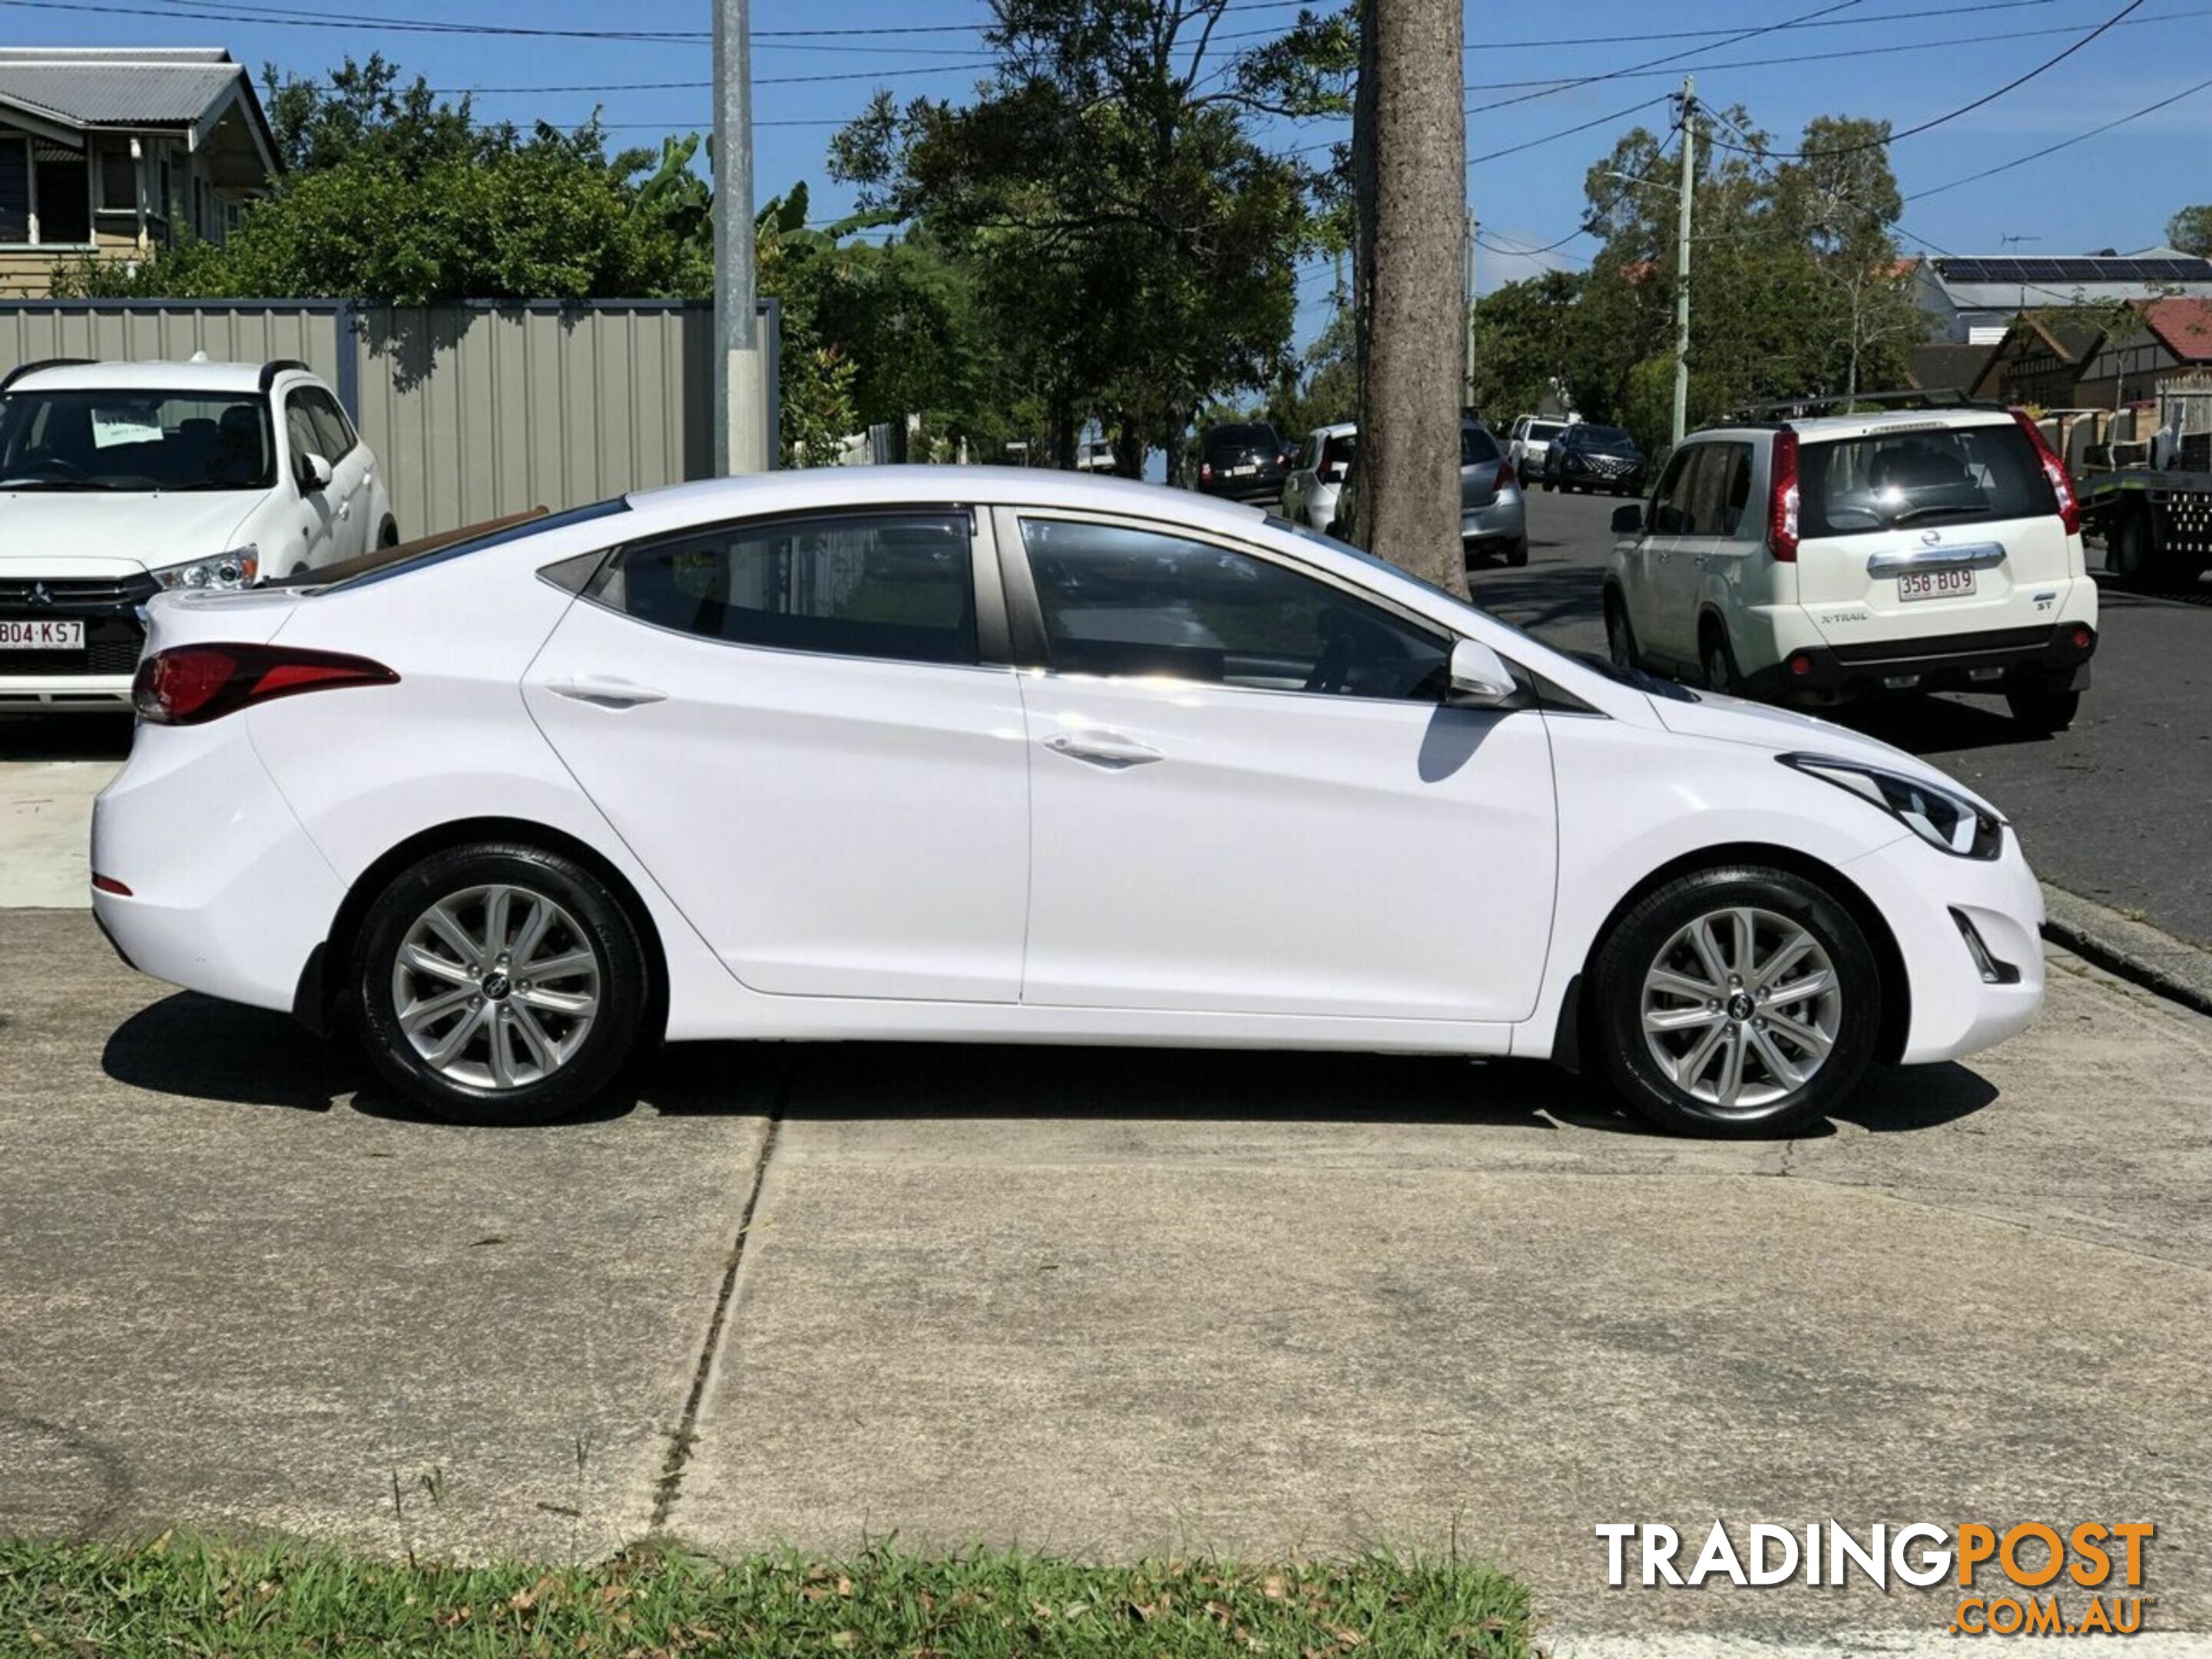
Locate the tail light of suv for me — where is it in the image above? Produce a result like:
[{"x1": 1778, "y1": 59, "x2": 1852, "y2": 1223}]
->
[
  {"x1": 1768, "y1": 429, "x2": 1801, "y2": 562},
  {"x1": 1494, "y1": 460, "x2": 1515, "y2": 492},
  {"x1": 2009, "y1": 408, "x2": 2081, "y2": 535},
  {"x1": 134, "y1": 644, "x2": 397, "y2": 726}
]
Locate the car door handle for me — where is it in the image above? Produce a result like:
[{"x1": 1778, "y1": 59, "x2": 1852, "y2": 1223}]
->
[
  {"x1": 545, "y1": 674, "x2": 669, "y2": 707},
  {"x1": 1045, "y1": 730, "x2": 1162, "y2": 768}
]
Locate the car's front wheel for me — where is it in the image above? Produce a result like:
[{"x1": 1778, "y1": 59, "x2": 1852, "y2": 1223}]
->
[
  {"x1": 352, "y1": 843, "x2": 650, "y2": 1124},
  {"x1": 1589, "y1": 866, "x2": 1882, "y2": 1137}
]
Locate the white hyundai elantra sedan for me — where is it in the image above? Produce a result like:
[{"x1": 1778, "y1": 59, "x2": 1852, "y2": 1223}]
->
[{"x1": 91, "y1": 468, "x2": 2044, "y2": 1135}]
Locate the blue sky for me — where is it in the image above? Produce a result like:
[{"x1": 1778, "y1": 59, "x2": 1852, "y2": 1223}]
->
[{"x1": 13, "y1": 0, "x2": 2210, "y2": 349}]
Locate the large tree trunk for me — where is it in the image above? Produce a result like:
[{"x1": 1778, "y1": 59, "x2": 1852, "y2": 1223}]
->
[{"x1": 1353, "y1": 0, "x2": 1468, "y2": 594}]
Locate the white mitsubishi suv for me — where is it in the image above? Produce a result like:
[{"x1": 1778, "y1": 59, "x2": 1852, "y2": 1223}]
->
[
  {"x1": 0, "y1": 356, "x2": 396, "y2": 711},
  {"x1": 1603, "y1": 403, "x2": 2097, "y2": 733}
]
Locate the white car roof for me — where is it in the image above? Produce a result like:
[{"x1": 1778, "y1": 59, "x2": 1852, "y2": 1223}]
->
[
  {"x1": 1697, "y1": 407, "x2": 2019, "y2": 445},
  {"x1": 1307, "y1": 421, "x2": 1356, "y2": 439},
  {"x1": 628, "y1": 465, "x2": 1274, "y2": 535},
  {"x1": 4, "y1": 359, "x2": 298, "y2": 394}
]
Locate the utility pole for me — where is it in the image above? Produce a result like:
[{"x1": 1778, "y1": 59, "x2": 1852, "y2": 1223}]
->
[
  {"x1": 714, "y1": 0, "x2": 770, "y2": 474},
  {"x1": 1352, "y1": 0, "x2": 1469, "y2": 595},
  {"x1": 1671, "y1": 74, "x2": 1695, "y2": 449},
  {"x1": 1462, "y1": 210, "x2": 1477, "y2": 412}
]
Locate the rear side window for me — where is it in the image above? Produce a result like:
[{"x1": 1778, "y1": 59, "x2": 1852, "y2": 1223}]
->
[
  {"x1": 1459, "y1": 426, "x2": 1501, "y2": 465},
  {"x1": 599, "y1": 511, "x2": 977, "y2": 666},
  {"x1": 1800, "y1": 424, "x2": 2057, "y2": 539},
  {"x1": 1682, "y1": 442, "x2": 1753, "y2": 536}
]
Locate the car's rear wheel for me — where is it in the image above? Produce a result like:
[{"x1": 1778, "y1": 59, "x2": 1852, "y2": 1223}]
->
[
  {"x1": 1604, "y1": 590, "x2": 1640, "y2": 671},
  {"x1": 1505, "y1": 538, "x2": 1528, "y2": 568},
  {"x1": 1700, "y1": 621, "x2": 1741, "y2": 695},
  {"x1": 2005, "y1": 674, "x2": 2081, "y2": 734},
  {"x1": 353, "y1": 843, "x2": 649, "y2": 1124},
  {"x1": 1589, "y1": 866, "x2": 1882, "y2": 1137}
]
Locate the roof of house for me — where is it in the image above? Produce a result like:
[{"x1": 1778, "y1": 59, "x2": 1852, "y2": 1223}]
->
[
  {"x1": 2137, "y1": 296, "x2": 2212, "y2": 363},
  {"x1": 0, "y1": 47, "x2": 263, "y2": 134},
  {"x1": 1906, "y1": 341, "x2": 1993, "y2": 392},
  {"x1": 1921, "y1": 251, "x2": 2212, "y2": 312}
]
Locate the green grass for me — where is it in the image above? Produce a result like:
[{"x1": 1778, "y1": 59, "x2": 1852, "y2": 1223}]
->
[{"x1": 0, "y1": 1535, "x2": 1535, "y2": 1657}]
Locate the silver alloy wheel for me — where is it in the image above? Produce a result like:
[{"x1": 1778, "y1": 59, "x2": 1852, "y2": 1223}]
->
[
  {"x1": 391, "y1": 883, "x2": 601, "y2": 1091},
  {"x1": 1640, "y1": 906, "x2": 1841, "y2": 1112}
]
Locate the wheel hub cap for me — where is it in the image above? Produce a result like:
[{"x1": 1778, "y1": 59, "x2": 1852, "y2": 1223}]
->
[
  {"x1": 391, "y1": 883, "x2": 601, "y2": 1092},
  {"x1": 1640, "y1": 905, "x2": 1843, "y2": 1112}
]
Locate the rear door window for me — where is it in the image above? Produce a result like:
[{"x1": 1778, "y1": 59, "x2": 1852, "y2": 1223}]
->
[
  {"x1": 598, "y1": 511, "x2": 978, "y2": 666},
  {"x1": 1800, "y1": 423, "x2": 2056, "y2": 539},
  {"x1": 1682, "y1": 441, "x2": 1753, "y2": 536},
  {"x1": 1651, "y1": 446, "x2": 1700, "y2": 533},
  {"x1": 1459, "y1": 426, "x2": 1501, "y2": 465}
]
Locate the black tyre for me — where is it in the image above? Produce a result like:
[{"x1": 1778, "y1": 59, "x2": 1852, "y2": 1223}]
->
[
  {"x1": 379, "y1": 516, "x2": 401, "y2": 548},
  {"x1": 1700, "y1": 621, "x2": 1742, "y2": 696},
  {"x1": 2105, "y1": 504, "x2": 2151, "y2": 587},
  {"x1": 1589, "y1": 865, "x2": 1882, "y2": 1137},
  {"x1": 2005, "y1": 677, "x2": 2081, "y2": 734},
  {"x1": 1604, "y1": 589, "x2": 1641, "y2": 671},
  {"x1": 352, "y1": 843, "x2": 650, "y2": 1124},
  {"x1": 1505, "y1": 538, "x2": 1528, "y2": 568}
]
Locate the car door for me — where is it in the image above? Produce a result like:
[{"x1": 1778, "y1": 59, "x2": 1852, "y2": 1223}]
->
[
  {"x1": 999, "y1": 509, "x2": 1558, "y2": 1023},
  {"x1": 1676, "y1": 439, "x2": 1757, "y2": 644},
  {"x1": 522, "y1": 506, "x2": 1032, "y2": 1002},
  {"x1": 296, "y1": 386, "x2": 372, "y2": 561},
  {"x1": 277, "y1": 389, "x2": 339, "y2": 575},
  {"x1": 1618, "y1": 445, "x2": 1693, "y2": 665},
  {"x1": 1283, "y1": 431, "x2": 1317, "y2": 521}
]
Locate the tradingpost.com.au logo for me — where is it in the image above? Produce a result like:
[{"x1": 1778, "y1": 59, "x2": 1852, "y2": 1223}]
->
[{"x1": 1598, "y1": 1520, "x2": 2157, "y2": 1636}]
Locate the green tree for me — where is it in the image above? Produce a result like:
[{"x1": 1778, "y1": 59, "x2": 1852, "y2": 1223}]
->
[
  {"x1": 2167, "y1": 204, "x2": 2212, "y2": 258},
  {"x1": 832, "y1": 0, "x2": 1336, "y2": 475},
  {"x1": 1466, "y1": 270, "x2": 1582, "y2": 425}
]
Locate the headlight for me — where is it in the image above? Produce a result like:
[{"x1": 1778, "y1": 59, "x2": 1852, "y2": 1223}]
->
[
  {"x1": 1780, "y1": 753, "x2": 2004, "y2": 859},
  {"x1": 149, "y1": 545, "x2": 260, "y2": 593}
]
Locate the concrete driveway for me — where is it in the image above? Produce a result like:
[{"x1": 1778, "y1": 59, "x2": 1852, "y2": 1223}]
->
[{"x1": 2, "y1": 906, "x2": 2205, "y2": 1650}]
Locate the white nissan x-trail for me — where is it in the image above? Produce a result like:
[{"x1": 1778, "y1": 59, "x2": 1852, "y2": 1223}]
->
[{"x1": 1603, "y1": 406, "x2": 2097, "y2": 733}]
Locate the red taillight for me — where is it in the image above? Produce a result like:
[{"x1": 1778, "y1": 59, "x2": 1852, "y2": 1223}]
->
[
  {"x1": 91, "y1": 873, "x2": 132, "y2": 897},
  {"x1": 1768, "y1": 429, "x2": 1800, "y2": 562},
  {"x1": 133, "y1": 644, "x2": 398, "y2": 726},
  {"x1": 1200, "y1": 462, "x2": 1214, "y2": 481},
  {"x1": 2070, "y1": 624, "x2": 2094, "y2": 652},
  {"x1": 1788, "y1": 651, "x2": 1815, "y2": 678},
  {"x1": 1494, "y1": 459, "x2": 1515, "y2": 492},
  {"x1": 2010, "y1": 407, "x2": 2081, "y2": 536}
]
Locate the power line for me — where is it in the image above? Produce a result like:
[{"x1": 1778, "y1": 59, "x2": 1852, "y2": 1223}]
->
[
  {"x1": 1903, "y1": 69, "x2": 2212, "y2": 200},
  {"x1": 1462, "y1": 4, "x2": 2210, "y2": 96},
  {"x1": 1467, "y1": 95, "x2": 1677, "y2": 167},
  {"x1": 1699, "y1": 0, "x2": 2151, "y2": 159},
  {"x1": 1459, "y1": 0, "x2": 2055, "y2": 51}
]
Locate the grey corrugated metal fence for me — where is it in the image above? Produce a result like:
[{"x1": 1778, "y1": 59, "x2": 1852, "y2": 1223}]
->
[{"x1": 0, "y1": 297, "x2": 778, "y2": 538}]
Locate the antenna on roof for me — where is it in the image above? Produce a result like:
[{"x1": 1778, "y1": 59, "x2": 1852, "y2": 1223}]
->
[{"x1": 188, "y1": 350, "x2": 210, "y2": 363}]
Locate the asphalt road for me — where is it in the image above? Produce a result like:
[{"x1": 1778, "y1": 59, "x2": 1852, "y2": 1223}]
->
[{"x1": 1479, "y1": 488, "x2": 2212, "y2": 949}]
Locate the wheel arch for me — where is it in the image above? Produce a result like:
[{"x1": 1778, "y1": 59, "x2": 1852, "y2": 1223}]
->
[
  {"x1": 293, "y1": 816, "x2": 671, "y2": 1047},
  {"x1": 1549, "y1": 839, "x2": 1911, "y2": 1071}
]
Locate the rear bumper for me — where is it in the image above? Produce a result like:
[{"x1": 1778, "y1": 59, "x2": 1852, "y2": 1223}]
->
[
  {"x1": 1749, "y1": 621, "x2": 2098, "y2": 702},
  {"x1": 1461, "y1": 495, "x2": 1527, "y2": 551},
  {"x1": 91, "y1": 719, "x2": 346, "y2": 1014},
  {"x1": 1197, "y1": 474, "x2": 1289, "y2": 504}
]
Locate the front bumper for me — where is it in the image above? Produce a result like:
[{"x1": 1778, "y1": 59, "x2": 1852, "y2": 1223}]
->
[
  {"x1": 1749, "y1": 621, "x2": 2097, "y2": 703},
  {"x1": 0, "y1": 571, "x2": 156, "y2": 708},
  {"x1": 91, "y1": 718, "x2": 346, "y2": 1014},
  {"x1": 1844, "y1": 826, "x2": 2045, "y2": 1065}
]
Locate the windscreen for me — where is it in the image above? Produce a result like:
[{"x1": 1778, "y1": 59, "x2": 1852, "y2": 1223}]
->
[
  {"x1": 0, "y1": 389, "x2": 274, "y2": 492},
  {"x1": 1573, "y1": 426, "x2": 1639, "y2": 455},
  {"x1": 1798, "y1": 422, "x2": 2057, "y2": 539}
]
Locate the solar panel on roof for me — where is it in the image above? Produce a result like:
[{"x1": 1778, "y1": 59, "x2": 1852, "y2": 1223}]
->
[{"x1": 2055, "y1": 259, "x2": 2101, "y2": 281}]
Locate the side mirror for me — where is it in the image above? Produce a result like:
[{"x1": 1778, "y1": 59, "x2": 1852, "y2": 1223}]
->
[
  {"x1": 1446, "y1": 637, "x2": 1518, "y2": 708},
  {"x1": 296, "y1": 452, "x2": 334, "y2": 493},
  {"x1": 1611, "y1": 502, "x2": 1645, "y2": 535}
]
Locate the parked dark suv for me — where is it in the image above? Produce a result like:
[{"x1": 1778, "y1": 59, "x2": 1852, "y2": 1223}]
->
[
  {"x1": 1541, "y1": 423, "x2": 1647, "y2": 495},
  {"x1": 1196, "y1": 421, "x2": 1291, "y2": 503}
]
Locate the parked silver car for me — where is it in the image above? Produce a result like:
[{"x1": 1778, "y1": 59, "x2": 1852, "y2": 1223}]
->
[
  {"x1": 1460, "y1": 421, "x2": 1527, "y2": 567},
  {"x1": 1326, "y1": 419, "x2": 1526, "y2": 571},
  {"x1": 1280, "y1": 421, "x2": 1356, "y2": 528},
  {"x1": 1507, "y1": 414, "x2": 1572, "y2": 487}
]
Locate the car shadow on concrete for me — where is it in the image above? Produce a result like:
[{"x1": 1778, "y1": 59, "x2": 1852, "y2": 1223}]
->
[
  {"x1": 101, "y1": 994, "x2": 2000, "y2": 1141},
  {"x1": 1827, "y1": 692, "x2": 2050, "y2": 757},
  {"x1": 102, "y1": 991, "x2": 362, "y2": 1113}
]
